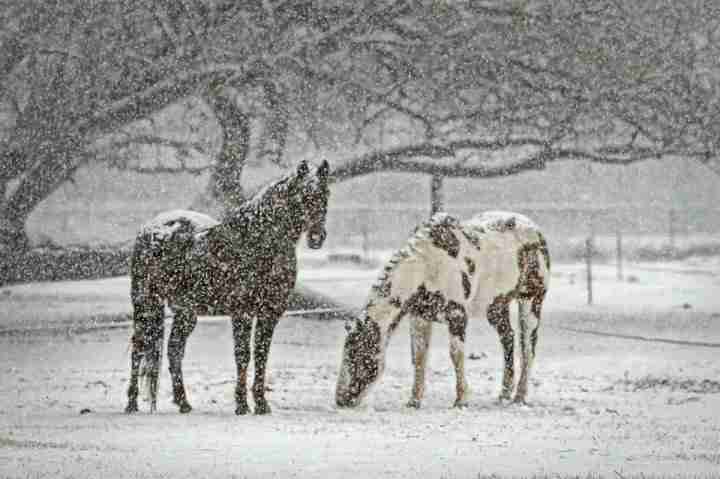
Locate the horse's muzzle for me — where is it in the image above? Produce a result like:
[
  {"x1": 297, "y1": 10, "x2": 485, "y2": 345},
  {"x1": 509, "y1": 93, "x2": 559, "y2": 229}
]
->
[
  {"x1": 335, "y1": 393, "x2": 358, "y2": 408},
  {"x1": 307, "y1": 229, "x2": 327, "y2": 249}
]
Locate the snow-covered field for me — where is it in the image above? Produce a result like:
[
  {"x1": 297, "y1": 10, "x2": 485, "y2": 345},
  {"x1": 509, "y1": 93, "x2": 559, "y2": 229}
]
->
[{"x1": 1, "y1": 256, "x2": 720, "y2": 478}]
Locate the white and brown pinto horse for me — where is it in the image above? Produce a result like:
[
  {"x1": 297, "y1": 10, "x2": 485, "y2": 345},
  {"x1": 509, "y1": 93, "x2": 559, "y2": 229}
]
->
[{"x1": 336, "y1": 211, "x2": 550, "y2": 409}]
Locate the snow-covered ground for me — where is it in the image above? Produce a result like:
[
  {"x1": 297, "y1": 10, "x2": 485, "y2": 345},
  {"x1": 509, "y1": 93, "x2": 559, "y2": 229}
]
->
[{"x1": 1, "y1": 256, "x2": 719, "y2": 478}]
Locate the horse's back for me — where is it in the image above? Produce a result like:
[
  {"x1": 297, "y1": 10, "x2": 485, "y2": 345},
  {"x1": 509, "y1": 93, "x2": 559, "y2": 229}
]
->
[
  {"x1": 465, "y1": 211, "x2": 539, "y2": 236},
  {"x1": 131, "y1": 210, "x2": 219, "y2": 307},
  {"x1": 139, "y1": 210, "x2": 220, "y2": 237}
]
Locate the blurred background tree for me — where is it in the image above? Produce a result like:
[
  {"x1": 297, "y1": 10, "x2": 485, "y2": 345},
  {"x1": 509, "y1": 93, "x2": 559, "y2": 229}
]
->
[{"x1": 1, "y1": 0, "x2": 718, "y2": 260}]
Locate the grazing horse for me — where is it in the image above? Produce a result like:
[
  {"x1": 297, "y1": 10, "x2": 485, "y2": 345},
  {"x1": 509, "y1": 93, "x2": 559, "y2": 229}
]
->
[
  {"x1": 125, "y1": 160, "x2": 330, "y2": 415},
  {"x1": 336, "y1": 211, "x2": 550, "y2": 409}
]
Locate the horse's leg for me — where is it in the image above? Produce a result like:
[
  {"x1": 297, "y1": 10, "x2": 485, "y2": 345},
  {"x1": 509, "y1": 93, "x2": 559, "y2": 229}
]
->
[
  {"x1": 231, "y1": 312, "x2": 254, "y2": 415},
  {"x1": 407, "y1": 316, "x2": 433, "y2": 409},
  {"x1": 447, "y1": 304, "x2": 469, "y2": 408},
  {"x1": 145, "y1": 308, "x2": 165, "y2": 414},
  {"x1": 125, "y1": 307, "x2": 144, "y2": 414},
  {"x1": 487, "y1": 296, "x2": 514, "y2": 402},
  {"x1": 515, "y1": 296, "x2": 543, "y2": 403},
  {"x1": 167, "y1": 308, "x2": 198, "y2": 413},
  {"x1": 251, "y1": 313, "x2": 281, "y2": 415},
  {"x1": 514, "y1": 299, "x2": 533, "y2": 403},
  {"x1": 126, "y1": 301, "x2": 163, "y2": 413}
]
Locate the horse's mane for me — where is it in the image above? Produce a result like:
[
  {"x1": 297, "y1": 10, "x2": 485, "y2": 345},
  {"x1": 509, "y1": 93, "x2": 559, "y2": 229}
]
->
[
  {"x1": 222, "y1": 170, "x2": 299, "y2": 228},
  {"x1": 369, "y1": 212, "x2": 460, "y2": 301}
]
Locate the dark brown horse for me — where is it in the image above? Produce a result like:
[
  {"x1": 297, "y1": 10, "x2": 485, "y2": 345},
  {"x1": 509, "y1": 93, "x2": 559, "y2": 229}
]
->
[{"x1": 125, "y1": 160, "x2": 330, "y2": 415}]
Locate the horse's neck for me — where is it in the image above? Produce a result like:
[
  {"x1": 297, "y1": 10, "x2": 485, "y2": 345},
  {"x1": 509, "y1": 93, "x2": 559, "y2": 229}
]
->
[
  {"x1": 219, "y1": 207, "x2": 303, "y2": 251},
  {"x1": 277, "y1": 214, "x2": 304, "y2": 243},
  {"x1": 372, "y1": 232, "x2": 435, "y2": 299},
  {"x1": 364, "y1": 229, "x2": 469, "y2": 347},
  {"x1": 365, "y1": 293, "x2": 404, "y2": 354}
]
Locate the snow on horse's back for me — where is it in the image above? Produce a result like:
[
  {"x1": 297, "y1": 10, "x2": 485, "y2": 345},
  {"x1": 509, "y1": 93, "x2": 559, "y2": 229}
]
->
[{"x1": 139, "y1": 210, "x2": 219, "y2": 239}]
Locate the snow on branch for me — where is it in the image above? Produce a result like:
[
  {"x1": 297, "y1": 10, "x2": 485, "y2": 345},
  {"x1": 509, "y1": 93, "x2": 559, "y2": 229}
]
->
[
  {"x1": 331, "y1": 139, "x2": 547, "y2": 181},
  {"x1": 330, "y1": 137, "x2": 712, "y2": 183}
]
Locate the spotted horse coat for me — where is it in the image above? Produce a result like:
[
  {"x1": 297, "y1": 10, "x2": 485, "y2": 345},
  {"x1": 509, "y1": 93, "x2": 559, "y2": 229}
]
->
[{"x1": 336, "y1": 211, "x2": 550, "y2": 409}]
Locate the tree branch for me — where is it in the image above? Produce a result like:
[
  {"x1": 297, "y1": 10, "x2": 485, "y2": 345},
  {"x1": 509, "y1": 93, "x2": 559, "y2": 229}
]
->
[{"x1": 330, "y1": 136, "x2": 711, "y2": 184}]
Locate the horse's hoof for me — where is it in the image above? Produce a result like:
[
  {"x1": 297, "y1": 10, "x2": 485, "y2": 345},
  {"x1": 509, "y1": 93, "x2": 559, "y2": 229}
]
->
[
  {"x1": 452, "y1": 400, "x2": 468, "y2": 409},
  {"x1": 405, "y1": 399, "x2": 421, "y2": 409},
  {"x1": 254, "y1": 401, "x2": 272, "y2": 415},
  {"x1": 124, "y1": 403, "x2": 138, "y2": 414},
  {"x1": 513, "y1": 396, "x2": 527, "y2": 405},
  {"x1": 178, "y1": 402, "x2": 192, "y2": 414},
  {"x1": 497, "y1": 395, "x2": 512, "y2": 405},
  {"x1": 235, "y1": 404, "x2": 250, "y2": 416}
]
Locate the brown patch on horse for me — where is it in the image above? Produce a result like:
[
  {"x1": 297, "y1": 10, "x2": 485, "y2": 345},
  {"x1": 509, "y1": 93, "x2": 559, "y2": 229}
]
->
[
  {"x1": 486, "y1": 294, "x2": 512, "y2": 329},
  {"x1": 537, "y1": 232, "x2": 551, "y2": 270},
  {"x1": 464, "y1": 257, "x2": 476, "y2": 275},
  {"x1": 428, "y1": 223, "x2": 460, "y2": 258},
  {"x1": 446, "y1": 301, "x2": 468, "y2": 342},
  {"x1": 343, "y1": 320, "x2": 382, "y2": 400},
  {"x1": 461, "y1": 272, "x2": 471, "y2": 299},
  {"x1": 487, "y1": 294, "x2": 514, "y2": 398},
  {"x1": 516, "y1": 241, "x2": 548, "y2": 317},
  {"x1": 402, "y1": 284, "x2": 468, "y2": 342},
  {"x1": 485, "y1": 240, "x2": 548, "y2": 316},
  {"x1": 530, "y1": 327, "x2": 539, "y2": 356},
  {"x1": 403, "y1": 284, "x2": 448, "y2": 322}
]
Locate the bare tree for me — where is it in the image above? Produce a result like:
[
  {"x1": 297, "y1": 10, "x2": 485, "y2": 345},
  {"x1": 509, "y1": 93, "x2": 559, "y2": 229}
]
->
[
  {"x1": 0, "y1": 1, "x2": 424, "y2": 250},
  {"x1": 2, "y1": 0, "x2": 718, "y2": 256},
  {"x1": 327, "y1": 0, "x2": 720, "y2": 182}
]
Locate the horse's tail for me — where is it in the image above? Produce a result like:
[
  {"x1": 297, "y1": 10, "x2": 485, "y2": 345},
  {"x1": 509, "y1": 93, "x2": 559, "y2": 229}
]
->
[
  {"x1": 536, "y1": 231, "x2": 551, "y2": 277},
  {"x1": 130, "y1": 231, "x2": 166, "y2": 412}
]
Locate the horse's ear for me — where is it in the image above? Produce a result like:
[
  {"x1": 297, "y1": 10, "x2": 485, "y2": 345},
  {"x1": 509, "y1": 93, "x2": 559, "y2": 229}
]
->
[
  {"x1": 318, "y1": 160, "x2": 330, "y2": 180},
  {"x1": 296, "y1": 160, "x2": 309, "y2": 178}
]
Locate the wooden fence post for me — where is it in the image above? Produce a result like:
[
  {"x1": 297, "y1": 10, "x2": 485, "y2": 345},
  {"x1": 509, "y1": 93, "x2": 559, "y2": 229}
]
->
[
  {"x1": 361, "y1": 225, "x2": 369, "y2": 262},
  {"x1": 616, "y1": 230, "x2": 623, "y2": 281},
  {"x1": 669, "y1": 208, "x2": 676, "y2": 253},
  {"x1": 586, "y1": 237, "x2": 593, "y2": 305}
]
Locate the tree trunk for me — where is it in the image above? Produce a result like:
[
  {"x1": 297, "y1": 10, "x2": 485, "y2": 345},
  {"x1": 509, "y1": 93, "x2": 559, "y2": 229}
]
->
[
  {"x1": 0, "y1": 134, "x2": 83, "y2": 285},
  {"x1": 430, "y1": 174, "x2": 444, "y2": 216},
  {"x1": 0, "y1": 136, "x2": 82, "y2": 249},
  {"x1": 0, "y1": 211, "x2": 30, "y2": 285},
  {"x1": 203, "y1": 89, "x2": 251, "y2": 213}
]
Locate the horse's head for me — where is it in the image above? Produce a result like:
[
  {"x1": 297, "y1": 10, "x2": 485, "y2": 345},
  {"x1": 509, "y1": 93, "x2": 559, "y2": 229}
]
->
[
  {"x1": 336, "y1": 315, "x2": 384, "y2": 408},
  {"x1": 301, "y1": 159, "x2": 330, "y2": 250}
]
